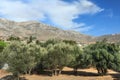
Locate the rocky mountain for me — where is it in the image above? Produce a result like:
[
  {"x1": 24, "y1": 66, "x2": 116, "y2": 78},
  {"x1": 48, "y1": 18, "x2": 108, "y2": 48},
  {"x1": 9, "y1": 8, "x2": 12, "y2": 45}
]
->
[
  {"x1": 0, "y1": 18, "x2": 120, "y2": 43},
  {"x1": 95, "y1": 34, "x2": 120, "y2": 43},
  {"x1": 0, "y1": 18, "x2": 93, "y2": 43}
]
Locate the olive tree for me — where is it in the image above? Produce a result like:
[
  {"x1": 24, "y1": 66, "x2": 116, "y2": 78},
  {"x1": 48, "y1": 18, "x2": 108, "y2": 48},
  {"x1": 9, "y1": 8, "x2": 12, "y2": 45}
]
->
[
  {"x1": 68, "y1": 45, "x2": 82, "y2": 74},
  {"x1": 0, "y1": 41, "x2": 7, "y2": 69},
  {"x1": 67, "y1": 44, "x2": 93, "y2": 75},
  {"x1": 92, "y1": 49, "x2": 109, "y2": 75},
  {"x1": 2, "y1": 41, "x2": 28, "y2": 79},
  {"x1": 110, "y1": 53, "x2": 120, "y2": 72},
  {"x1": 0, "y1": 41, "x2": 7, "y2": 52},
  {"x1": 42, "y1": 42, "x2": 73, "y2": 76},
  {"x1": 27, "y1": 43, "x2": 47, "y2": 74},
  {"x1": 84, "y1": 40, "x2": 120, "y2": 75},
  {"x1": 2, "y1": 41, "x2": 45, "y2": 79}
]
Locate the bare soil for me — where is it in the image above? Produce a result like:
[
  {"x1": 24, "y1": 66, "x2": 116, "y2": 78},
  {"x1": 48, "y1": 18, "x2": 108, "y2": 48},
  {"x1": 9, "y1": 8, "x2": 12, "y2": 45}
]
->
[{"x1": 0, "y1": 67, "x2": 120, "y2": 80}]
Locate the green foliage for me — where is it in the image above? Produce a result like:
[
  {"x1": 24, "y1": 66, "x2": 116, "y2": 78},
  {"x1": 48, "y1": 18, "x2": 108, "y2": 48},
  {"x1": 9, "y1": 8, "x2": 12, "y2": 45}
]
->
[
  {"x1": 68, "y1": 45, "x2": 92, "y2": 75},
  {"x1": 35, "y1": 40, "x2": 40, "y2": 44},
  {"x1": 84, "y1": 40, "x2": 120, "y2": 75},
  {"x1": 2, "y1": 42, "x2": 27, "y2": 77},
  {"x1": 42, "y1": 39, "x2": 60, "y2": 47},
  {"x1": 26, "y1": 43, "x2": 47, "y2": 74},
  {"x1": 111, "y1": 53, "x2": 120, "y2": 71},
  {"x1": 7, "y1": 36, "x2": 20, "y2": 41},
  {"x1": 42, "y1": 42, "x2": 74, "y2": 76},
  {"x1": 2, "y1": 41, "x2": 45, "y2": 77},
  {"x1": 0, "y1": 41, "x2": 7, "y2": 68},
  {"x1": 0, "y1": 41, "x2": 7, "y2": 52},
  {"x1": 63, "y1": 40, "x2": 77, "y2": 45},
  {"x1": 92, "y1": 49, "x2": 109, "y2": 75},
  {"x1": 1, "y1": 38, "x2": 120, "y2": 77},
  {"x1": 27, "y1": 36, "x2": 36, "y2": 44},
  {"x1": 68, "y1": 45, "x2": 82, "y2": 68}
]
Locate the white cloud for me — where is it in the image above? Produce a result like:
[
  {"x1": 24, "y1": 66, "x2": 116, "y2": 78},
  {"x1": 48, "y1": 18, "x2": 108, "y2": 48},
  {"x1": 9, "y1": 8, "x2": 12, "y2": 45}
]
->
[
  {"x1": 72, "y1": 23, "x2": 93, "y2": 32},
  {"x1": 0, "y1": 0, "x2": 103, "y2": 31},
  {"x1": 107, "y1": 9, "x2": 113, "y2": 18}
]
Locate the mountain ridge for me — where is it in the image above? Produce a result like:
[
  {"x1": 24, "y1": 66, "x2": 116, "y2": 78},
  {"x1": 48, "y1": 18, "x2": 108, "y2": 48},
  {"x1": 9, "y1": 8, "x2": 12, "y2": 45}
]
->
[
  {"x1": 0, "y1": 18, "x2": 120, "y2": 43},
  {"x1": 0, "y1": 18, "x2": 93, "y2": 43}
]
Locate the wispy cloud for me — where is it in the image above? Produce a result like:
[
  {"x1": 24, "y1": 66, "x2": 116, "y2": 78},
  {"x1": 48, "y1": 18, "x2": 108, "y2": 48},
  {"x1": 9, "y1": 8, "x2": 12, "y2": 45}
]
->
[
  {"x1": 72, "y1": 24, "x2": 94, "y2": 32},
  {"x1": 0, "y1": 0, "x2": 103, "y2": 31},
  {"x1": 108, "y1": 9, "x2": 114, "y2": 18}
]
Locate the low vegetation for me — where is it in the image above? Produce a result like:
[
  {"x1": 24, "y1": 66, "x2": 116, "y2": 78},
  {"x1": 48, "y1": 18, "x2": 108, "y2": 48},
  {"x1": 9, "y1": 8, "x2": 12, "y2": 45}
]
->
[{"x1": 0, "y1": 36, "x2": 120, "y2": 80}]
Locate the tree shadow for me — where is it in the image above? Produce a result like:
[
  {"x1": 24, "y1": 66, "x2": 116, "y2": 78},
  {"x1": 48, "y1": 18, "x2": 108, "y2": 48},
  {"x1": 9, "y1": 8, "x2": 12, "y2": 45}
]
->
[
  {"x1": 36, "y1": 70, "x2": 98, "y2": 77},
  {"x1": 0, "y1": 75, "x2": 28, "y2": 80},
  {"x1": 109, "y1": 73, "x2": 120, "y2": 80},
  {"x1": 61, "y1": 71, "x2": 99, "y2": 76},
  {"x1": 33, "y1": 70, "x2": 52, "y2": 77},
  {"x1": 33, "y1": 70, "x2": 100, "y2": 77}
]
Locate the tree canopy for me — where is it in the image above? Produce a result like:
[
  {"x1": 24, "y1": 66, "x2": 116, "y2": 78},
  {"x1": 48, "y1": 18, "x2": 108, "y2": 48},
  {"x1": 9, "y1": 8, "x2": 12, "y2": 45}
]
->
[{"x1": 0, "y1": 38, "x2": 120, "y2": 79}]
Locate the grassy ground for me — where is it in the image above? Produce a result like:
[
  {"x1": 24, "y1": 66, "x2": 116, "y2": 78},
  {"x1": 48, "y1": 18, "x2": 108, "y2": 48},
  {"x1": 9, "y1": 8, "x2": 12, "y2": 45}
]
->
[{"x1": 0, "y1": 67, "x2": 120, "y2": 80}]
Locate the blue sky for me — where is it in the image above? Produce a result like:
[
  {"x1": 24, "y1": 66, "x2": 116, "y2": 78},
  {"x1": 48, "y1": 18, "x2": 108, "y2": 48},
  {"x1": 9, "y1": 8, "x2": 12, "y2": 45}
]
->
[
  {"x1": 0, "y1": 0, "x2": 120, "y2": 36},
  {"x1": 82, "y1": 0, "x2": 120, "y2": 36}
]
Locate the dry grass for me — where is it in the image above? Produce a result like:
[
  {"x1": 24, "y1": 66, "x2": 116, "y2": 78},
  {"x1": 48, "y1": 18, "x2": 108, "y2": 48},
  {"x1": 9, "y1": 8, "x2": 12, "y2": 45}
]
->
[
  {"x1": 0, "y1": 69, "x2": 11, "y2": 78},
  {"x1": 0, "y1": 67, "x2": 120, "y2": 80}
]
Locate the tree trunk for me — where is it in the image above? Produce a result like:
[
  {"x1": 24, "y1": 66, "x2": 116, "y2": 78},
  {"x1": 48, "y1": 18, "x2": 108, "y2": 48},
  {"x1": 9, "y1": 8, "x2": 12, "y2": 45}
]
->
[
  {"x1": 58, "y1": 67, "x2": 63, "y2": 76},
  {"x1": 25, "y1": 70, "x2": 28, "y2": 75},
  {"x1": 102, "y1": 68, "x2": 107, "y2": 75},
  {"x1": 28, "y1": 68, "x2": 32, "y2": 75},
  {"x1": 97, "y1": 68, "x2": 102, "y2": 76},
  {"x1": 54, "y1": 69, "x2": 57, "y2": 76},
  {"x1": 17, "y1": 77, "x2": 20, "y2": 80},
  {"x1": 13, "y1": 73, "x2": 19, "y2": 80},
  {"x1": 51, "y1": 70, "x2": 54, "y2": 76},
  {"x1": 58, "y1": 70, "x2": 62, "y2": 75},
  {"x1": 74, "y1": 68, "x2": 78, "y2": 75},
  {"x1": 97, "y1": 68, "x2": 100, "y2": 74}
]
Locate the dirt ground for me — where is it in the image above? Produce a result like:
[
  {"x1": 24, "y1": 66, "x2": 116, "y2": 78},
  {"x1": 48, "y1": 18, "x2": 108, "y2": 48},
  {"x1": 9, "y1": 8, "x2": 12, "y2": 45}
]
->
[{"x1": 0, "y1": 67, "x2": 120, "y2": 80}]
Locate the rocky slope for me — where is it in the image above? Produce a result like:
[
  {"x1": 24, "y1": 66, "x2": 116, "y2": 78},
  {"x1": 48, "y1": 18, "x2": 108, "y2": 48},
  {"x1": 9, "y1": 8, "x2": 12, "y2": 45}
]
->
[
  {"x1": 95, "y1": 34, "x2": 120, "y2": 43},
  {"x1": 0, "y1": 18, "x2": 93, "y2": 43},
  {"x1": 0, "y1": 18, "x2": 120, "y2": 43}
]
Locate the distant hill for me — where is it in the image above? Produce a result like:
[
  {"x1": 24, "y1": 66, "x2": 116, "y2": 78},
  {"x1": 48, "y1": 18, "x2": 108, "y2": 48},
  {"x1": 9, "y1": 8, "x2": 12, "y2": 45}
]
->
[
  {"x1": 0, "y1": 18, "x2": 120, "y2": 43},
  {"x1": 0, "y1": 18, "x2": 93, "y2": 43},
  {"x1": 95, "y1": 34, "x2": 120, "y2": 43}
]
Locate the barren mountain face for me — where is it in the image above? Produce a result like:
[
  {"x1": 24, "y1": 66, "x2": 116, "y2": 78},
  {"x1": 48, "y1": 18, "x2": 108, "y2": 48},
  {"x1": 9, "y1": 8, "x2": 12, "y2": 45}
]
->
[
  {"x1": 0, "y1": 18, "x2": 120, "y2": 43},
  {"x1": 0, "y1": 18, "x2": 93, "y2": 43}
]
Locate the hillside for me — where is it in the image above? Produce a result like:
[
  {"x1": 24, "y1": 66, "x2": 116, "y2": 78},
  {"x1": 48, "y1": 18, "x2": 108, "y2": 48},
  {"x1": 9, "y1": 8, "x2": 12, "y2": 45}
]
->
[
  {"x1": 0, "y1": 18, "x2": 120, "y2": 43},
  {"x1": 0, "y1": 18, "x2": 93, "y2": 43},
  {"x1": 95, "y1": 34, "x2": 120, "y2": 43}
]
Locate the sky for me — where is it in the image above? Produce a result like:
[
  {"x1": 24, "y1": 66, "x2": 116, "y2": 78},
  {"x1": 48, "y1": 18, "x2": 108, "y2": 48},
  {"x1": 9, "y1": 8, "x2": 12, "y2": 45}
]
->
[{"x1": 0, "y1": 0, "x2": 120, "y2": 36}]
